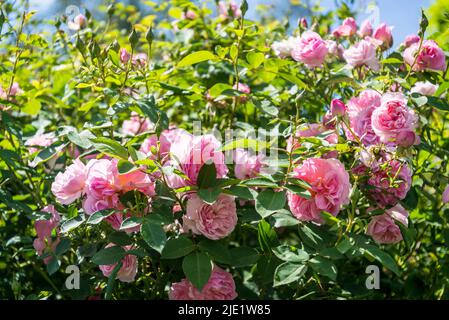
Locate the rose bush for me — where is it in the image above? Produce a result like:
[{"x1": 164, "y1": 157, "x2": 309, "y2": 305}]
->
[{"x1": 1, "y1": 0, "x2": 449, "y2": 300}]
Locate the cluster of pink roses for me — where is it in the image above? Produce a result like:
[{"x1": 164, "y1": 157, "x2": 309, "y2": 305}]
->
[
  {"x1": 33, "y1": 205, "x2": 61, "y2": 265},
  {"x1": 169, "y1": 266, "x2": 237, "y2": 300}
]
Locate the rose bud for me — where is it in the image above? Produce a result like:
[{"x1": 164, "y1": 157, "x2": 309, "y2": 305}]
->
[{"x1": 330, "y1": 98, "x2": 346, "y2": 117}]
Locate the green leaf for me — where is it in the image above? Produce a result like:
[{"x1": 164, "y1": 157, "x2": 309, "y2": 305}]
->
[
  {"x1": 141, "y1": 216, "x2": 167, "y2": 253},
  {"x1": 246, "y1": 52, "x2": 265, "y2": 69},
  {"x1": 105, "y1": 261, "x2": 122, "y2": 300},
  {"x1": 136, "y1": 97, "x2": 169, "y2": 134},
  {"x1": 198, "y1": 240, "x2": 231, "y2": 264},
  {"x1": 108, "y1": 232, "x2": 133, "y2": 247},
  {"x1": 360, "y1": 244, "x2": 400, "y2": 276},
  {"x1": 32, "y1": 143, "x2": 66, "y2": 166},
  {"x1": 256, "y1": 189, "x2": 286, "y2": 213},
  {"x1": 309, "y1": 256, "x2": 338, "y2": 281},
  {"x1": 197, "y1": 163, "x2": 217, "y2": 189},
  {"x1": 273, "y1": 262, "x2": 307, "y2": 287},
  {"x1": 22, "y1": 99, "x2": 41, "y2": 115},
  {"x1": 229, "y1": 247, "x2": 259, "y2": 267},
  {"x1": 271, "y1": 210, "x2": 300, "y2": 228},
  {"x1": 55, "y1": 238, "x2": 71, "y2": 256},
  {"x1": 161, "y1": 237, "x2": 196, "y2": 259},
  {"x1": 258, "y1": 219, "x2": 279, "y2": 252},
  {"x1": 197, "y1": 187, "x2": 222, "y2": 204},
  {"x1": 182, "y1": 252, "x2": 213, "y2": 291},
  {"x1": 46, "y1": 257, "x2": 61, "y2": 276},
  {"x1": 91, "y1": 137, "x2": 128, "y2": 160},
  {"x1": 218, "y1": 139, "x2": 270, "y2": 152},
  {"x1": 177, "y1": 51, "x2": 217, "y2": 67},
  {"x1": 91, "y1": 245, "x2": 126, "y2": 265},
  {"x1": 117, "y1": 159, "x2": 136, "y2": 174},
  {"x1": 426, "y1": 96, "x2": 449, "y2": 112},
  {"x1": 60, "y1": 215, "x2": 86, "y2": 233},
  {"x1": 86, "y1": 209, "x2": 115, "y2": 225},
  {"x1": 272, "y1": 245, "x2": 309, "y2": 262}
]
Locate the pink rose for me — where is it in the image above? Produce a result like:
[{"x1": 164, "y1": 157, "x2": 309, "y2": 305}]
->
[
  {"x1": 233, "y1": 82, "x2": 251, "y2": 102},
  {"x1": 120, "y1": 48, "x2": 131, "y2": 64},
  {"x1": 287, "y1": 158, "x2": 351, "y2": 224},
  {"x1": 184, "y1": 10, "x2": 197, "y2": 20},
  {"x1": 291, "y1": 31, "x2": 328, "y2": 68},
  {"x1": 443, "y1": 186, "x2": 449, "y2": 204},
  {"x1": 358, "y1": 19, "x2": 373, "y2": 38},
  {"x1": 343, "y1": 39, "x2": 380, "y2": 71},
  {"x1": 115, "y1": 165, "x2": 155, "y2": 196},
  {"x1": 366, "y1": 204, "x2": 409, "y2": 244},
  {"x1": 68, "y1": 14, "x2": 86, "y2": 31},
  {"x1": 99, "y1": 244, "x2": 138, "y2": 283},
  {"x1": 218, "y1": 1, "x2": 241, "y2": 19},
  {"x1": 52, "y1": 159, "x2": 87, "y2": 205},
  {"x1": 167, "y1": 134, "x2": 228, "y2": 188},
  {"x1": 367, "y1": 159, "x2": 412, "y2": 207},
  {"x1": 234, "y1": 149, "x2": 265, "y2": 179},
  {"x1": 183, "y1": 194, "x2": 237, "y2": 240},
  {"x1": 373, "y1": 23, "x2": 393, "y2": 49},
  {"x1": 403, "y1": 40, "x2": 446, "y2": 72},
  {"x1": 371, "y1": 93, "x2": 418, "y2": 146},
  {"x1": 85, "y1": 159, "x2": 118, "y2": 198},
  {"x1": 169, "y1": 266, "x2": 237, "y2": 300},
  {"x1": 403, "y1": 34, "x2": 420, "y2": 48},
  {"x1": 271, "y1": 37, "x2": 299, "y2": 59},
  {"x1": 83, "y1": 194, "x2": 120, "y2": 215},
  {"x1": 141, "y1": 128, "x2": 193, "y2": 161},
  {"x1": 25, "y1": 133, "x2": 55, "y2": 154},
  {"x1": 122, "y1": 112, "x2": 152, "y2": 135},
  {"x1": 410, "y1": 81, "x2": 438, "y2": 96},
  {"x1": 35, "y1": 205, "x2": 60, "y2": 240},
  {"x1": 33, "y1": 237, "x2": 60, "y2": 265},
  {"x1": 330, "y1": 98, "x2": 346, "y2": 117},
  {"x1": 345, "y1": 89, "x2": 382, "y2": 146},
  {"x1": 132, "y1": 53, "x2": 148, "y2": 67},
  {"x1": 325, "y1": 40, "x2": 344, "y2": 60},
  {"x1": 333, "y1": 17, "x2": 357, "y2": 37}
]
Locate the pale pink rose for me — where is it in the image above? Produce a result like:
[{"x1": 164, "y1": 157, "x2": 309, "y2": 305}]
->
[
  {"x1": 52, "y1": 159, "x2": 87, "y2": 205},
  {"x1": 169, "y1": 266, "x2": 237, "y2": 300},
  {"x1": 132, "y1": 53, "x2": 148, "y2": 67},
  {"x1": 443, "y1": 186, "x2": 449, "y2": 204},
  {"x1": 371, "y1": 93, "x2": 418, "y2": 146},
  {"x1": 291, "y1": 31, "x2": 328, "y2": 68},
  {"x1": 287, "y1": 158, "x2": 351, "y2": 224},
  {"x1": 68, "y1": 14, "x2": 86, "y2": 31},
  {"x1": 9, "y1": 82, "x2": 23, "y2": 96},
  {"x1": 233, "y1": 82, "x2": 250, "y2": 102},
  {"x1": 367, "y1": 159, "x2": 412, "y2": 207},
  {"x1": 141, "y1": 128, "x2": 193, "y2": 161},
  {"x1": 35, "y1": 205, "x2": 61, "y2": 240},
  {"x1": 287, "y1": 123, "x2": 338, "y2": 152},
  {"x1": 299, "y1": 17, "x2": 308, "y2": 29},
  {"x1": 82, "y1": 194, "x2": 120, "y2": 215},
  {"x1": 373, "y1": 23, "x2": 393, "y2": 49},
  {"x1": 218, "y1": 1, "x2": 241, "y2": 19},
  {"x1": 184, "y1": 10, "x2": 197, "y2": 20},
  {"x1": 343, "y1": 39, "x2": 380, "y2": 71},
  {"x1": 403, "y1": 40, "x2": 446, "y2": 72},
  {"x1": 325, "y1": 40, "x2": 344, "y2": 60},
  {"x1": 99, "y1": 244, "x2": 138, "y2": 283},
  {"x1": 271, "y1": 37, "x2": 299, "y2": 59},
  {"x1": 114, "y1": 159, "x2": 156, "y2": 196},
  {"x1": 234, "y1": 149, "x2": 265, "y2": 179},
  {"x1": 333, "y1": 17, "x2": 357, "y2": 37},
  {"x1": 120, "y1": 48, "x2": 131, "y2": 64},
  {"x1": 345, "y1": 89, "x2": 382, "y2": 146},
  {"x1": 25, "y1": 133, "x2": 55, "y2": 154},
  {"x1": 122, "y1": 112, "x2": 152, "y2": 135},
  {"x1": 410, "y1": 81, "x2": 438, "y2": 96},
  {"x1": 358, "y1": 19, "x2": 373, "y2": 38},
  {"x1": 403, "y1": 34, "x2": 420, "y2": 48},
  {"x1": 366, "y1": 204, "x2": 409, "y2": 244},
  {"x1": 85, "y1": 159, "x2": 118, "y2": 198},
  {"x1": 167, "y1": 134, "x2": 228, "y2": 188},
  {"x1": 183, "y1": 194, "x2": 237, "y2": 240}
]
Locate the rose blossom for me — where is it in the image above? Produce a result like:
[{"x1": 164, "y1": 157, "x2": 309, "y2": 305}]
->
[
  {"x1": 99, "y1": 244, "x2": 138, "y2": 283},
  {"x1": 358, "y1": 19, "x2": 373, "y2": 38},
  {"x1": 291, "y1": 31, "x2": 328, "y2": 68},
  {"x1": 233, "y1": 82, "x2": 250, "y2": 102},
  {"x1": 287, "y1": 158, "x2": 351, "y2": 224},
  {"x1": 443, "y1": 185, "x2": 449, "y2": 204},
  {"x1": 122, "y1": 112, "x2": 152, "y2": 135},
  {"x1": 51, "y1": 159, "x2": 87, "y2": 205},
  {"x1": 35, "y1": 205, "x2": 61, "y2": 240},
  {"x1": 410, "y1": 81, "x2": 438, "y2": 96},
  {"x1": 85, "y1": 159, "x2": 118, "y2": 198},
  {"x1": 183, "y1": 194, "x2": 237, "y2": 240},
  {"x1": 330, "y1": 98, "x2": 346, "y2": 117},
  {"x1": 373, "y1": 23, "x2": 393, "y2": 49},
  {"x1": 366, "y1": 204, "x2": 409, "y2": 244},
  {"x1": 169, "y1": 266, "x2": 237, "y2": 300},
  {"x1": 344, "y1": 89, "x2": 382, "y2": 146},
  {"x1": 366, "y1": 159, "x2": 412, "y2": 207},
  {"x1": 184, "y1": 10, "x2": 197, "y2": 20},
  {"x1": 234, "y1": 148, "x2": 266, "y2": 180},
  {"x1": 325, "y1": 40, "x2": 344, "y2": 60},
  {"x1": 403, "y1": 40, "x2": 446, "y2": 72},
  {"x1": 333, "y1": 17, "x2": 357, "y2": 37},
  {"x1": 271, "y1": 36, "x2": 299, "y2": 59},
  {"x1": 68, "y1": 14, "x2": 86, "y2": 31},
  {"x1": 25, "y1": 133, "x2": 56, "y2": 154},
  {"x1": 140, "y1": 128, "x2": 192, "y2": 162},
  {"x1": 167, "y1": 134, "x2": 228, "y2": 188},
  {"x1": 403, "y1": 34, "x2": 420, "y2": 48},
  {"x1": 343, "y1": 39, "x2": 380, "y2": 71},
  {"x1": 371, "y1": 93, "x2": 419, "y2": 146},
  {"x1": 120, "y1": 48, "x2": 131, "y2": 64},
  {"x1": 218, "y1": 1, "x2": 241, "y2": 19}
]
